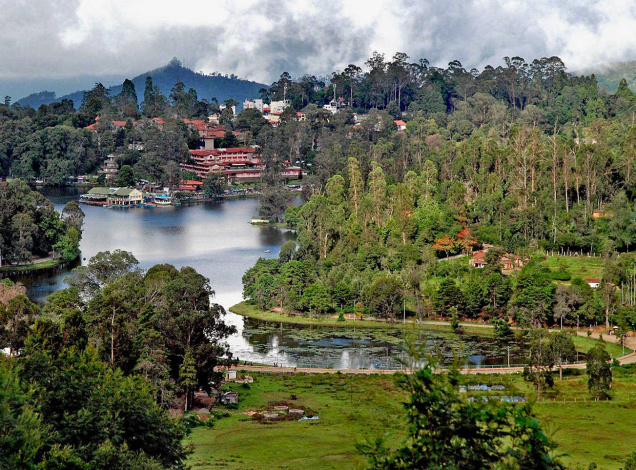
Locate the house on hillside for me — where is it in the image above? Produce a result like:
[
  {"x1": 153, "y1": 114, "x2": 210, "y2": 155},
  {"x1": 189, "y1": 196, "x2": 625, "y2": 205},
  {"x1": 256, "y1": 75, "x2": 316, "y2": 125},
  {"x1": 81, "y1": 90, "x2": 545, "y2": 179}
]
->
[
  {"x1": 98, "y1": 154, "x2": 119, "y2": 183},
  {"x1": 394, "y1": 120, "x2": 407, "y2": 131},
  {"x1": 585, "y1": 278, "x2": 600, "y2": 288},
  {"x1": 469, "y1": 249, "x2": 526, "y2": 271},
  {"x1": 469, "y1": 250, "x2": 488, "y2": 268}
]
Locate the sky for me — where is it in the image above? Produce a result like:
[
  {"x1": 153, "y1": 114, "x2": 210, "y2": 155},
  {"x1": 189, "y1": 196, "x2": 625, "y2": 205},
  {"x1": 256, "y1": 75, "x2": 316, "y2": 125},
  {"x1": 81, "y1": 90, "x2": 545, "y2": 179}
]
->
[{"x1": 1, "y1": 0, "x2": 635, "y2": 88}]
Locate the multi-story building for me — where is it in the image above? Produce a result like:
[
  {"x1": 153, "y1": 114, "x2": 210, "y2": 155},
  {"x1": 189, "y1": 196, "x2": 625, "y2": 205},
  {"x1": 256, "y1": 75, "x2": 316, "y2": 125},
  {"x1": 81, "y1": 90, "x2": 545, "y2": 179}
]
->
[{"x1": 243, "y1": 99, "x2": 265, "y2": 113}]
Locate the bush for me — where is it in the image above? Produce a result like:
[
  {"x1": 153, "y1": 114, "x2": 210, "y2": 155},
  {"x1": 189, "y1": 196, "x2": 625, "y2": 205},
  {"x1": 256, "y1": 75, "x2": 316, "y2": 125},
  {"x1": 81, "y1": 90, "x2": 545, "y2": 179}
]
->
[{"x1": 550, "y1": 270, "x2": 571, "y2": 281}]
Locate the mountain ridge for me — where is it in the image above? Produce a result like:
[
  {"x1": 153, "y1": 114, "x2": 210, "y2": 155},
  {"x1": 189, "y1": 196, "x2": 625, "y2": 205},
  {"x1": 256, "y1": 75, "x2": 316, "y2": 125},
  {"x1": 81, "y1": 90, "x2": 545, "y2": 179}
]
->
[{"x1": 15, "y1": 59, "x2": 267, "y2": 109}]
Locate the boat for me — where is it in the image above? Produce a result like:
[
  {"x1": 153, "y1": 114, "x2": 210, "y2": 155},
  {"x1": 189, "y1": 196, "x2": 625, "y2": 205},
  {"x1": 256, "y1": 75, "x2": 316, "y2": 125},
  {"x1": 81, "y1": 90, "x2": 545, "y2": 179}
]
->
[
  {"x1": 154, "y1": 195, "x2": 172, "y2": 206},
  {"x1": 264, "y1": 250, "x2": 271, "y2": 253}
]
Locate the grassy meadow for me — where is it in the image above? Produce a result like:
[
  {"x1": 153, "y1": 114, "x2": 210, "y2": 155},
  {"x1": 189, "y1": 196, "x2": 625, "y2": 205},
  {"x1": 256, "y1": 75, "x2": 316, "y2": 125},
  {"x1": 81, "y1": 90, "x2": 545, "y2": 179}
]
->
[{"x1": 186, "y1": 366, "x2": 636, "y2": 470}]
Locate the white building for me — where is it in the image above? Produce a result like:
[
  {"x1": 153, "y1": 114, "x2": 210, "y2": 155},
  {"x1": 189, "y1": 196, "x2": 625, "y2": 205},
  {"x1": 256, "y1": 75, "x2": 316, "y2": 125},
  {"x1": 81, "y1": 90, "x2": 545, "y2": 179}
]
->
[
  {"x1": 270, "y1": 100, "x2": 291, "y2": 114},
  {"x1": 323, "y1": 100, "x2": 339, "y2": 114},
  {"x1": 219, "y1": 104, "x2": 236, "y2": 115},
  {"x1": 243, "y1": 98, "x2": 265, "y2": 113}
]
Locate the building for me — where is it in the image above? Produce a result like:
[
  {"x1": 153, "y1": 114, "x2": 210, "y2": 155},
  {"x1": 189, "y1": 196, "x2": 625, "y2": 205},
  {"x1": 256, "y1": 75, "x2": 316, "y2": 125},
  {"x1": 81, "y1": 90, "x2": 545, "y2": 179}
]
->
[
  {"x1": 107, "y1": 188, "x2": 143, "y2": 207},
  {"x1": 469, "y1": 249, "x2": 526, "y2": 271},
  {"x1": 281, "y1": 166, "x2": 307, "y2": 179},
  {"x1": 585, "y1": 278, "x2": 601, "y2": 288},
  {"x1": 323, "y1": 100, "x2": 339, "y2": 114},
  {"x1": 468, "y1": 250, "x2": 488, "y2": 268},
  {"x1": 97, "y1": 154, "x2": 119, "y2": 183},
  {"x1": 269, "y1": 100, "x2": 291, "y2": 114},
  {"x1": 219, "y1": 104, "x2": 236, "y2": 115},
  {"x1": 244, "y1": 98, "x2": 265, "y2": 113},
  {"x1": 394, "y1": 120, "x2": 407, "y2": 131},
  {"x1": 81, "y1": 187, "x2": 113, "y2": 205},
  {"x1": 220, "y1": 391, "x2": 239, "y2": 405},
  {"x1": 178, "y1": 180, "x2": 204, "y2": 192}
]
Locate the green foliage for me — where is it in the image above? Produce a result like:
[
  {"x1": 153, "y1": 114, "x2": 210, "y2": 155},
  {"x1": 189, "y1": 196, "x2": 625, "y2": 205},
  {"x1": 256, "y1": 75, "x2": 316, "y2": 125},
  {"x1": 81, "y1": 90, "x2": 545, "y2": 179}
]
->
[
  {"x1": 117, "y1": 164, "x2": 135, "y2": 187},
  {"x1": 0, "y1": 358, "x2": 43, "y2": 470},
  {"x1": 0, "y1": 180, "x2": 81, "y2": 264},
  {"x1": 358, "y1": 359, "x2": 563, "y2": 469},
  {"x1": 586, "y1": 343, "x2": 612, "y2": 399}
]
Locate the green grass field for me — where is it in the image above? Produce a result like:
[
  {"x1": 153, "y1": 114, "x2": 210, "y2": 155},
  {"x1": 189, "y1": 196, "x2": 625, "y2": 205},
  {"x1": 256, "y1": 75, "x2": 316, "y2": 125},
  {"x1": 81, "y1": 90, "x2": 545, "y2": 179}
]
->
[
  {"x1": 185, "y1": 374, "x2": 406, "y2": 469},
  {"x1": 542, "y1": 254, "x2": 606, "y2": 280},
  {"x1": 185, "y1": 368, "x2": 636, "y2": 470}
]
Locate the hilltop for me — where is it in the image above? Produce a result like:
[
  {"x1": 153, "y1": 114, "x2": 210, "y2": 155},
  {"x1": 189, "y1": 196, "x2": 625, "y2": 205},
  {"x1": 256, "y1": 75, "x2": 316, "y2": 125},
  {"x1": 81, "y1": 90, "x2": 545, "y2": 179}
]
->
[
  {"x1": 578, "y1": 60, "x2": 636, "y2": 93},
  {"x1": 16, "y1": 59, "x2": 267, "y2": 109}
]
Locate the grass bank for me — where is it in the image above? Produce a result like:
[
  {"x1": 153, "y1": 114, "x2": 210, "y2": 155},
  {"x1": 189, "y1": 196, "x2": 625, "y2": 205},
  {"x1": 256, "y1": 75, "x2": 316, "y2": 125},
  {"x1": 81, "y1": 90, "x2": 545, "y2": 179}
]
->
[
  {"x1": 186, "y1": 368, "x2": 636, "y2": 469},
  {"x1": 0, "y1": 257, "x2": 66, "y2": 274}
]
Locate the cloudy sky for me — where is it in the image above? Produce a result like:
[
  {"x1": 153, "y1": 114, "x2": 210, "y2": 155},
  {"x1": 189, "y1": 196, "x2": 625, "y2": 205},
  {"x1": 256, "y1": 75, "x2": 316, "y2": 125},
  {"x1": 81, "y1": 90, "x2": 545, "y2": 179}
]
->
[{"x1": 1, "y1": 0, "x2": 635, "y2": 87}]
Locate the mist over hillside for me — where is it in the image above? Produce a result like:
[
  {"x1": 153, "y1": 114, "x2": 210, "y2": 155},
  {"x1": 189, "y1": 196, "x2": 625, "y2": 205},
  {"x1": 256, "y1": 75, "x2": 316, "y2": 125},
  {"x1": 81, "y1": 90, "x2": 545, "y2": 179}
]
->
[
  {"x1": 578, "y1": 60, "x2": 636, "y2": 93},
  {"x1": 14, "y1": 59, "x2": 267, "y2": 109}
]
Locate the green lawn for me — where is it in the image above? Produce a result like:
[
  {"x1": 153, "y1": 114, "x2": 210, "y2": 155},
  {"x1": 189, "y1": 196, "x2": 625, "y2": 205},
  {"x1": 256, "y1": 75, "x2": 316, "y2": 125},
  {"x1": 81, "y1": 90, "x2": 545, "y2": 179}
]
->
[
  {"x1": 186, "y1": 369, "x2": 636, "y2": 470},
  {"x1": 0, "y1": 258, "x2": 63, "y2": 273},
  {"x1": 542, "y1": 254, "x2": 606, "y2": 280},
  {"x1": 185, "y1": 373, "x2": 407, "y2": 469}
]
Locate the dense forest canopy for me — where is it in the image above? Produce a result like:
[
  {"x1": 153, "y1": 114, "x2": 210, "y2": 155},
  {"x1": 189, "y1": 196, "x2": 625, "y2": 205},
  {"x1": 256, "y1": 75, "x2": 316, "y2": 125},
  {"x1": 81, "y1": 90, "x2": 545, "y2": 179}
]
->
[
  {"x1": 0, "y1": 180, "x2": 83, "y2": 264},
  {"x1": 0, "y1": 252, "x2": 234, "y2": 469}
]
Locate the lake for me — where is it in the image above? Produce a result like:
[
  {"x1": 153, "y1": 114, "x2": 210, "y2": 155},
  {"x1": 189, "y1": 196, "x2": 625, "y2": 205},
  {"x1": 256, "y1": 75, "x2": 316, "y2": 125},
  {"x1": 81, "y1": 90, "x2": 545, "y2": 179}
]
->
[{"x1": 17, "y1": 187, "x2": 526, "y2": 369}]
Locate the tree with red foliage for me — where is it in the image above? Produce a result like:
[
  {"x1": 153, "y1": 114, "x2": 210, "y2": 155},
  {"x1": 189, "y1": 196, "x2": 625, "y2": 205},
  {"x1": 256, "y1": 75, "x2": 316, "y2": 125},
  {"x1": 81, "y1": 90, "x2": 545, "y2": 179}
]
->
[
  {"x1": 433, "y1": 235, "x2": 456, "y2": 259},
  {"x1": 456, "y1": 227, "x2": 478, "y2": 254}
]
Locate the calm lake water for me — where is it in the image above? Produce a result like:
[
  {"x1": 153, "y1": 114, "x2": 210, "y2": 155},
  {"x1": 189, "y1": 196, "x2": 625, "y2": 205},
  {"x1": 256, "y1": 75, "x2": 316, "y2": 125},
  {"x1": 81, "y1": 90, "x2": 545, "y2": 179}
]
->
[{"x1": 17, "y1": 187, "x2": 526, "y2": 369}]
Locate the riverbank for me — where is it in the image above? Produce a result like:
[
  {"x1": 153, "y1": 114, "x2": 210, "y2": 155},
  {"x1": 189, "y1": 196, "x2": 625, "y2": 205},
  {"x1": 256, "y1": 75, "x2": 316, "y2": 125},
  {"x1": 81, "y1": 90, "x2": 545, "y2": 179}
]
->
[{"x1": 0, "y1": 256, "x2": 76, "y2": 276}]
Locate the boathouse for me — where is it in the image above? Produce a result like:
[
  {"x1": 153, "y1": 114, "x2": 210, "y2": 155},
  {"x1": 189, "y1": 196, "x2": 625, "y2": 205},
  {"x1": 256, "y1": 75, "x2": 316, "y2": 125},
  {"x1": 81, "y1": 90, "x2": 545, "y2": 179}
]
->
[
  {"x1": 107, "y1": 188, "x2": 143, "y2": 207},
  {"x1": 82, "y1": 187, "x2": 112, "y2": 205}
]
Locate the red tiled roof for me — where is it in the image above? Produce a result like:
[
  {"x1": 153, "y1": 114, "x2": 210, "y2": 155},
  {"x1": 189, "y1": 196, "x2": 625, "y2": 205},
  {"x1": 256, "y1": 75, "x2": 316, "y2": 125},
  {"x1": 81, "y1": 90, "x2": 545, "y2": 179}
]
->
[
  {"x1": 584, "y1": 278, "x2": 601, "y2": 283},
  {"x1": 394, "y1": 120, "x2": 407, "y2": 126}
]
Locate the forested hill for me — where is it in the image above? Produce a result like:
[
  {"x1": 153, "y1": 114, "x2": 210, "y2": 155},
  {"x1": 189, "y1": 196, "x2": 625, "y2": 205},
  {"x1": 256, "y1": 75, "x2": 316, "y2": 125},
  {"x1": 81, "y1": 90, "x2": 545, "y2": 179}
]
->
[
  {"x1": 16, "y1": 59, "x2": 267, "y2": 109},
  {"x1": 579, "y1": 60, "x2": 636, "y2": 93}
]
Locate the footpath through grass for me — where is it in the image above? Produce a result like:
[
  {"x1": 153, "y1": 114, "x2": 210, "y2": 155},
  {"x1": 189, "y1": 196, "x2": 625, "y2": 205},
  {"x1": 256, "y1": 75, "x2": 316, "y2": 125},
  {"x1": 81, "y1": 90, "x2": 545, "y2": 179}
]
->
[{"x1": 186, "y1": 368, "x2": 636, "y2": 470}]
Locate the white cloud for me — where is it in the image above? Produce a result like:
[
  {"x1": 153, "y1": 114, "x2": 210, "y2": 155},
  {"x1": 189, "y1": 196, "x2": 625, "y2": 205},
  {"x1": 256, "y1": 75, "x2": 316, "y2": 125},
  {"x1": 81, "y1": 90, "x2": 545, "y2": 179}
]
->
[{"x1": 0, "y1": 0, "x2": 635, "y2": 87}]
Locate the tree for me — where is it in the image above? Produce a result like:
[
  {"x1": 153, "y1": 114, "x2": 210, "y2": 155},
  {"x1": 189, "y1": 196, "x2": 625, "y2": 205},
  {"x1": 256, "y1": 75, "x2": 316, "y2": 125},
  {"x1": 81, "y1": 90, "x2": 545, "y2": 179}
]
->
[
  {"x1": 61, "y1": 201, "x2": 85, "y2": 234},
  {"x1": 117, "y1": 164, "x2": 135, "y2": 187},
  {"x1": 19, "y1": 343, "x2": 188, "y2": 468},
  {"x1": 358, "y1": 356, "x2": 563, "y2": 469},
  {"x1": 368, "y1": 274, "x2": 403, "y2": 319},
  {"x1": 67, "y1": 250, "x2": 140, "y2": 298},
  {"x1": 435, "y1": 278, "x2": 464, "y2": 316},
  {"x1": 0, "y1": 294, "x2": 40, "y2": 355},
  {"x1": 179, "y1": 349, "x2": 198, "y2": 411},
  {"x1": 549, "y1": 330, "x2": 576, "y2": 381},
  {"x1": 586, "y1": 343, "x2": 612, "y2": 400},
  {"x1": 0, "y1": 358, "x2": 43, "y2": 470},
  {"x1": 203, "y1": 173, "x2": 225, "y2": 198},
  {"x1": 624, "y1": 451, "x2": 636, "y2": 470},
  {"x1": 432, "y1": 235, "x2": 456, "y2": 258},
  {"x1": 523, "y1": 329, "x2": 555, "y2": 399}
]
